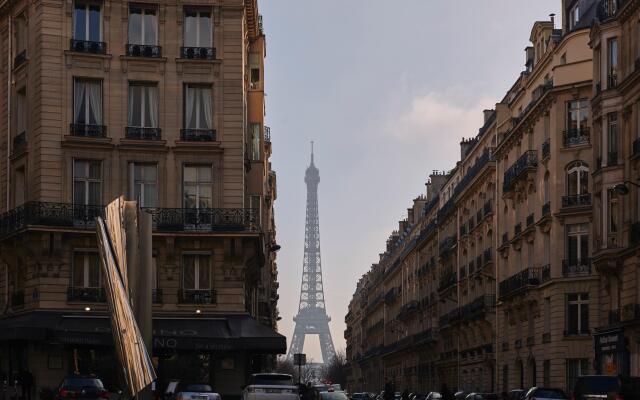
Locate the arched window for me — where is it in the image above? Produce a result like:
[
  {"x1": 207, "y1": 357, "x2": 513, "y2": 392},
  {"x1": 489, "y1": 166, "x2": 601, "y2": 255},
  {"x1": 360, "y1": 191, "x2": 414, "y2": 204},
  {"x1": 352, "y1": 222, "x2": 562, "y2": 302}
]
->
[{"x1": 567, "y1": 161, "x2": 589, "y2": 196}]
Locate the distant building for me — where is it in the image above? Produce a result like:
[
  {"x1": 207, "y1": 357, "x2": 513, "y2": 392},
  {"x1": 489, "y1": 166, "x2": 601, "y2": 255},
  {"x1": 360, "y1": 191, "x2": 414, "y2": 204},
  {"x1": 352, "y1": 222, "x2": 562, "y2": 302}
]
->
[{"x1": 0, "y1": 0, "x2": 282, "y2": 397}]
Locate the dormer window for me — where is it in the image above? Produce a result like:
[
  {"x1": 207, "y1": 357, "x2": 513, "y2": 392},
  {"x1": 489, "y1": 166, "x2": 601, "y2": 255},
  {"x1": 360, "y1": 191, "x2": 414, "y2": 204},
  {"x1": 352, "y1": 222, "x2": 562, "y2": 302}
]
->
[{"x1": 569, "y1": 4, "x2": 579, "y2": 30}]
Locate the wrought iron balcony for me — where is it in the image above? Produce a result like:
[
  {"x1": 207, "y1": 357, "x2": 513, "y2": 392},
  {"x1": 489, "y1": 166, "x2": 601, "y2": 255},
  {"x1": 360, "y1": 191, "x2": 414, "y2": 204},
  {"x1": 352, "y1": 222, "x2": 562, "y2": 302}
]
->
[
  {"x1": 178, "y1": 289, "x2": 216, "y2": 304},
  {"x1": 526, "y1": 213, "x2": 535, "y2": 227},
  {"x1": 514, "y1": 223, "x2": 522, "y2": 236},
  {"x1": 597, "y1": 0, "x2": 627, "y2": 21},
  {"x1": 70, "y1": 39, "x2": 107, "y2": 54},
  {"x1": 180, "y1": 46, "x2": 216, "y2": 60},
  {"x1": 126, "y1": 43, "x2": 162, "y2": 58},
  {"x1": 438, "y1": 308, "x2": 460, "y2": 328},
  {"x1": 264, "y1": 126, "x2": 271, "y2": 142},
  {"x1": 542, "y1": 201, "x2": 551, "y2": 216},
  {"x1": 503, "y1": 150, "x2": 538, "y2": 192},
  {"x1": 439, "y1": 234, "x2": 457, "y2": 254},
  {"x1": 452, "y1": 149, "x2": 492, "y2": 200},
  {"x1": 397, "y1": 300, "x2": 419, "y2": 321},
  {"x1": 0, "y1": 202, "x2": 103, "y2": 236},
  {"x1": 384, "y1": 287, "x2": 400, "y2": 304},
  {"x1": 67, "y1": 286, "x2": 106, "y2": 302},
  {"x1": 460, "y1": 294, "x2": 495, "y2": 320},
  {"x1": 11, "y1": 290, "x2": 24, "y2": 307},
  {"x1": 634, "y1": 138, "x2": 640, "y2": 157},
  {"x1": 562, "y1": 128, "x2": 590, "y2": 147},
  {"x1": 438, "y1": 270, "x2": 457, "y2": 292},
  {"x1": 562, "y1": 193, "x2": 592, "y2": 208},
  {"x1": 70, "y1": 123, "x2": 107, "y2": 138},
  {"x1": 125, "y1": 127, "x2": 162, "y2": 140},
  {"x1": 542, "y1": 264, "x2": 551, "y2": 281},
  {"x1": 499, "y1": 267, "x2": 548, "y2": 300},
  {"x1": 146, "y1": 207, "x2": 259, "y2": 232},
  {"x1": 13, "y1": 132, "x2": 26, "y2": 150},
  {"x1": 501, "y1": 232, "x2": 509, "y2": 246},
  {"x1": 608, "y1": 74, "x2": 618, "y2": 89},
  {"x1": 180, "y1": 128, "x2": 216, "y2": 141},
  {"x1": 542, "y1": 138, "x2": 550, "y2": 159},
  {"x1": 562, "y1": 259, "x2": 592, "y2": 276},
  {"x1": 14, "y1": 50, "x2": 26, "y2": 68}
]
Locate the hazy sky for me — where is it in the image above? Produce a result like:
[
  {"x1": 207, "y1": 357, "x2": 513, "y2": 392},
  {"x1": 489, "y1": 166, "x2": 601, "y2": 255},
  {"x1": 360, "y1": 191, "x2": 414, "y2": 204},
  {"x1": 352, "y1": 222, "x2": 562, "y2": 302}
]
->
[{"x1": 261, "y1": 1, "x2": 561, "y2": 362}]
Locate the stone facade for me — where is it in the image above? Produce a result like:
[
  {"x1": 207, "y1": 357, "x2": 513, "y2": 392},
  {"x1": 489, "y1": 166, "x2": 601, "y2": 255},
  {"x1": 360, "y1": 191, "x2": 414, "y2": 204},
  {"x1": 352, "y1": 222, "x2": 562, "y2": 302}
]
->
[
  {"x1": 0, "y1": 0, "x2": 281, "y2": 399},
  {"x1": 345, "y1": 0, "x2": 640, "y2": 394}
]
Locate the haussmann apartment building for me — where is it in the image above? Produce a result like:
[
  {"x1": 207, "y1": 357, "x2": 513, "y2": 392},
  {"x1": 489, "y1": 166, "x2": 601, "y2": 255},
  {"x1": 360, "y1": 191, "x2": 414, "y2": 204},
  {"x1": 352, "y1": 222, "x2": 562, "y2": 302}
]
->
[
  {"x1": 0, "y1": 0, "x2": 283, "y2": 398},
  {"x1": 346, "y1": 0, "x2": 640, "y2": 394}
]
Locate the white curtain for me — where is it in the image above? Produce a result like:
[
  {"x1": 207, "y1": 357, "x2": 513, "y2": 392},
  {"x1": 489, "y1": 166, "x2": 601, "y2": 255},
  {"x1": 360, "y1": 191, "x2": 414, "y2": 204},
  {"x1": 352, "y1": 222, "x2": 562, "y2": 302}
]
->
[
  {"x1": 145, "y1": 12, "x2": 157, "y2": 45},
  {"x1": 88, "y1": 82, "x2": 102, "y2": 125},
  {"x1": 74, "y1": 80, "x2": 85, "y2": 123},
  {"x1": 147, "y1": 86, "x2": 158, "y2": 128},
  {"x1": 201, "y1": 88, "x2": 212, "y2": 130},
  {"x1": 128, "y1": 85, "x2": 135, "y2": 126},
  {"x1": 185, "y1": 87, "x2": 196, "y2": 128},
  {"x1": 184, "y1": 13, "x2": 196, "y2": 47},
  {"x1": 128, "y1": 11, "x2": 141, "y2": 44}
]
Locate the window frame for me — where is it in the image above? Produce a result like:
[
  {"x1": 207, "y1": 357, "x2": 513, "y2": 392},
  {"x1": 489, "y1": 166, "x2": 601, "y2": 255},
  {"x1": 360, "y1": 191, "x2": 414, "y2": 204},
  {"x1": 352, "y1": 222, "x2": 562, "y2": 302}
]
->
[
  {"x1": 566, "y1": 293, "x2": 590, "y2": 335},
  {"x1": 181, "y1": 252, "x2": 212, "y2": 290},
  {"x1": 73, "y1": 2, "x2": 102, "y2": 42},
  {"x1": 183, "y1": 84, "x2": 213, "y2": 130},
  {"x1": 566, "y1": 223, "x2": 589, "y2": 264},
  {"x1": 73, "y1": 159, "x2": 102, "y2": 206},
  {"x1": 129, "y1": 162, "x2": 158, "y2": 208},
  {"x1": 72, "y1": 250, "x2": 101, "y2": 288},
  {"x1": 128, "y1": 82, "x2": 159, "y2": 128},
  {"x1": 182, "y1": 164, "x2": 213, "y2": 209},
  {"x1": 608, "y1": 37, "x2": 618, "y2": 87},
  {"x1": 73, "y1": 78, "x2": 103, "y2": 126},
  {"x1": 566, "y1": 161, "x2": 589, "y2": 196},
  {"x1": 128, "y1": 4, "x2": 158, "y2": 46},
  {"x1": 183, "y1": 9, "x2": 212, "y2": 48}
]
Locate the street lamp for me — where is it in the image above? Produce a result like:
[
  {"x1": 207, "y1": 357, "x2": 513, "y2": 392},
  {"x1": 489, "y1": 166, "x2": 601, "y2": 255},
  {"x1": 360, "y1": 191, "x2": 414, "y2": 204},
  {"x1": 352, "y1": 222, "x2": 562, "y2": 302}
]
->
[{"x1": 614, "y1": 181, "x2": 640, "y2": 196}]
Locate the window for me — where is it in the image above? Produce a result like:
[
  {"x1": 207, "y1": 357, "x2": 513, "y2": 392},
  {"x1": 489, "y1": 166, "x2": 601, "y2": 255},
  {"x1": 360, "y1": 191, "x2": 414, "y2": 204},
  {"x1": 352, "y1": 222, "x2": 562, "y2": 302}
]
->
[
  {"x1": 566, "y1": 223, "x2": 589, "y2": 265},
  {"x1": 72, "y1": 251, "x2": 101, "y2": 288},
  {"x1": 544, "y1": 234, "x2": 550, "y2": 265},
  {"x1": 566, "y1": 100, "x2": 589, "y2": 139},
  {"x1": 250, "y1": 195, "x2": 261, "y2": 223},
  {"x1": 543, "y1": 360, "x2": 551, "y2": 387},
  {"x1": 130, "y1": 163, "x2": 157, "y2": 207},
  {"x1": 543, "y1": 172, "x2": 550, "y2": 203},
  {"x1": 544, "y1": 113, "x2": 550, "y2": 139},
  {"x1": 184, "y1": 85, "x2": 212, "y2": 130},
  {"x1": 182, "y1": 253, "x2": 211, "y2": 290},
  {"x1": 250, "y1": 53, "x2": 260, "y2": 88},
  {"x1": 128, "y1": 6, "x2": 157, "y2": 45},
  {"x1": 183, "y1": 165, "x2": 212, "y2": 209},
  {"x1": 15, "y1": 14, "x2": 27, "y2": 56},
  {"x1": 566, "y1": 293, "x2": 589, "y2": 335},
  {"x1": 14, "y1": 168, "x2": 25, "y2": 206},
  {"x1": 566, "y1": 359, "x2": 589, "y2": 393},
  {"x1": 128, "y1": 83, "x2": 158, "y2": 128},
  {"x1": 73, "y1": 160, "x2": 101, "y2": 205},
  {"x1": 544, "y1": 297, "x2": 551, "y2": 334},
  {"x1": 73, "y1": 79, "x2": 102, "y2": 126},
  {"x1": 569, "y1": 4, "x2": 579, "y2": 30},
  {"x1": 608, "y1": 38, "x2": 618, "y2": 88},
  {"x1": 607, "y1": 112, "x2": 618, "y2": 164},
  {"x1": 250, "y1": 124, "x2": 261, "y2": 160},
  {"x1": 566, "y1": 161, "x2": 589, "y2": 196},
  {"x1": 184, "y1": 10, "x2": 212, "y2": 47},
  {"x1": 74, "y1": 3, "x2": 101, "y2": 42},
  {"x1": 608, "y1": 189, "x2": 619, "y2": 234},
  {"x1": 16, "y1": 88, "x2": 26, "y2": 136}
]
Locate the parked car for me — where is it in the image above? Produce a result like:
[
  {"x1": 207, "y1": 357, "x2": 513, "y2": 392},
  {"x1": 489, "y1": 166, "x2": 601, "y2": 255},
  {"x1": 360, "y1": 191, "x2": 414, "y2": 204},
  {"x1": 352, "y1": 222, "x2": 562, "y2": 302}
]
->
[
  {"x1": 242, "y1": 373, "x2": 298, "y2": 400},
  {"x1": 465, "y1": 394, "x2": 498, "y2": 400},
  {"x1": 56, "y1": 376, "x2": 109, "y2": 400},
  {"x1": 522, "y1": 387, "x2": 566, "y2": 400},
  {"x1": 573, "y1": 375, "x2": 640, "y2": 400},
  {"x1": 172, "y1": 383, "x2": 220, "y2": 400},
  {"x1": 352, "y1": 393, "x2": 370, "y2": 400},
  {"x1": 508, "y1": 390, "x2": 525, "y2": 400},
  {"x1": 455, "y1": 392, "x2": 469, "y2": 400},
  {"x1": 426, "y1": 393, "x2": 442, "y2": 400},
  {"x1": 320, "y1": 392, "x2": 349, "y2": 400}
]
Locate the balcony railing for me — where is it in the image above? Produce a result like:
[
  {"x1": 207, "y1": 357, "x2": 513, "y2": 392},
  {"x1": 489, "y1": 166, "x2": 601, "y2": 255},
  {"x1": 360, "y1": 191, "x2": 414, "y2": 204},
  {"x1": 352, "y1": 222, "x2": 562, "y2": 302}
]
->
[
  {"x1": 70, "y1": 39, "x2": 107, "y2": 54},
  {"x1": 180, "y1": 128, "x2": 217, "y2": 141},
  {"x1": 126, "y1": 43, "x2": 162, "y2": 58},
  {"x1": 526, "y1": 213, "x2": 535, "y2": 227},
  {"x1": 562, "y1": 193, "x2": 592, "y2": 208},
  {"x1": 439, "y1": 235, "x2": 457, "y2": 254},
  {"x1": 438, "y1": 271, "x2": 457, "y2": 292},
  {"x1": 180, "y1": 46, "x2": 216, "y2": 60},
  {"x1": 514, "y1": 223, "x2": 522, "y2": 236},
  {"x1": 563, "y1": 128, "x2": 590, "y2": 147},
  {"x1": 70, "y1": 123, "x2": 107, "y2": 138},
  {"x1": 460, "y1": 294, "x2": 496, "y2": 319},
  {"x1": 501, "y1": 232, "x2": 509, "y2": 246},
  {"x1": 503, "y1": 151, "x2": 538, "y2": 192},
  {"x1": 562, "y1": 259, "x2": 592, "y2": 276},
  {"x1": 542, "y1": 138, "x2": 550, "y2": 159},
  {"x1": 384, "y1": 287, "x2": 400, "y2": 304},
  {"x1": 67, "y1": 286, "x2": 106, "y2": 302},
  {"x1": 0, "y1": 202, "x2": 260, "y2": 237},
  {"x1": 597, "y1": 0, "x2": 627, "y2": 21},
  {"x1": 10, "y1": 290, "x2": 24, "y2": 307},
  {"x1": 178, "y1": 289, "x2": 216, "y2": 304},
  {"x1": 13, "y1": 132, "x2": 26, "y2": 151},
  {"x1": 14, "y1": 50, "x2": 26, "y2": 68},
  {"x1": 125, "y1": 127, "x2": 162, "y2": 140},
  {"x1": 146, "y1": 207, "x2": 259, "y2": 232},
  {"x1": 499, "y1": 267, "x2": 548, "y2": 300}
]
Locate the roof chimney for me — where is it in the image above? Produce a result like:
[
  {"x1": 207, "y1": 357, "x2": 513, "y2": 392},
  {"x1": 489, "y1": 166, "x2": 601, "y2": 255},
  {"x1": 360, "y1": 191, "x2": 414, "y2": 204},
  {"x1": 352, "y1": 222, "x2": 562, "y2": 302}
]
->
[{"x1": 550, "y1": 13, "x2": 555, "y2": 27}]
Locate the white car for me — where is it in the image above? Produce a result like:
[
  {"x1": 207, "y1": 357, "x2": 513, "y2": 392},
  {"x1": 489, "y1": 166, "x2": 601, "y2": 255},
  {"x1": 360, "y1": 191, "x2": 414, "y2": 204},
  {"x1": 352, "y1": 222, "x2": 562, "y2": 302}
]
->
[
  {"x1": 426, "y1": 393, "x2": 442, "y2": 400},
  {"x1": 242, "y1": 373, "x2": 298, "y2": 400},
  {"x1": 166, "y1": 382, "x2": 221, "y2": 400}
]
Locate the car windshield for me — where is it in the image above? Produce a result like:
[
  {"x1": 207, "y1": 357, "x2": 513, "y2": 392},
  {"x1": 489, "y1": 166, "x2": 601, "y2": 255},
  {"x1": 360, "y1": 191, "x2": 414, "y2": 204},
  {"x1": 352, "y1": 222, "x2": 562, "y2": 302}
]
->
[
  {"x1": 249, "y1": 374, "x2": 293, "y2": 386},
  {"x1": 181, "y1": 384, "x2": 212, "y2": 393},
  {"x1": 320, "y1": 392, "x2": 349, "y2": 400},
  {"x1": 62, "y1": 379, "x2": 104, "y2": 390},
  {"x1": 532, "y1": 389, "x2": 566, "y2": 399},
  {"x1": 576, "y1": 377, "x2": 619, "y2": 394}
]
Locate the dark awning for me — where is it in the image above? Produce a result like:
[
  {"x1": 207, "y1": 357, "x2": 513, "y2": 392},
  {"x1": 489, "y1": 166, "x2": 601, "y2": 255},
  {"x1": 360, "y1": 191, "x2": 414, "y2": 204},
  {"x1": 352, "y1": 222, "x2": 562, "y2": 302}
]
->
[{"x1": 0, "y1": 312, "x2": 286, "y2": 354}]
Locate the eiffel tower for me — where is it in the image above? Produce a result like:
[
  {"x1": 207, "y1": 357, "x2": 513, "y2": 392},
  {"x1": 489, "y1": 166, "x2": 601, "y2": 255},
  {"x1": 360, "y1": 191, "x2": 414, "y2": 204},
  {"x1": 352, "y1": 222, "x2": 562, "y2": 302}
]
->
[{"x1": 288, "y1": 143, "x2": 336, "y2": 364}]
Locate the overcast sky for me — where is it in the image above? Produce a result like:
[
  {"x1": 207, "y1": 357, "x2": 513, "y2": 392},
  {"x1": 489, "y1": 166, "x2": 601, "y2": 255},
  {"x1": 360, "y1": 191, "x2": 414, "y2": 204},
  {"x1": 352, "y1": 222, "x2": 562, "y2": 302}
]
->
[{"x1": 261, "y1": 0, "x2": 562, "y2": 362}]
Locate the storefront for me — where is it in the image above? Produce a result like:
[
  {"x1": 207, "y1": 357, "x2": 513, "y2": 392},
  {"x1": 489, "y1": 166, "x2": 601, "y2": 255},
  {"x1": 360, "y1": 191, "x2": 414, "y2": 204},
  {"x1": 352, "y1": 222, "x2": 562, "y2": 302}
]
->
[
  {"x1": 0, "y1": 311, "x2": 286, "y2": 399},
  {"x1": 594, "y1": 329, "x2": 629, "y2": 376}
]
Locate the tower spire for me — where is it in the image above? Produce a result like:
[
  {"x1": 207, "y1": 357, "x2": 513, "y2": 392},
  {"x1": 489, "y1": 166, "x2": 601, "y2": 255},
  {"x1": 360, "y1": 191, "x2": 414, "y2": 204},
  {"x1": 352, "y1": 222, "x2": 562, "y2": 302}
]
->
[{"x1": 310, "y1": 140, "x2": 314, "y2": 165}]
